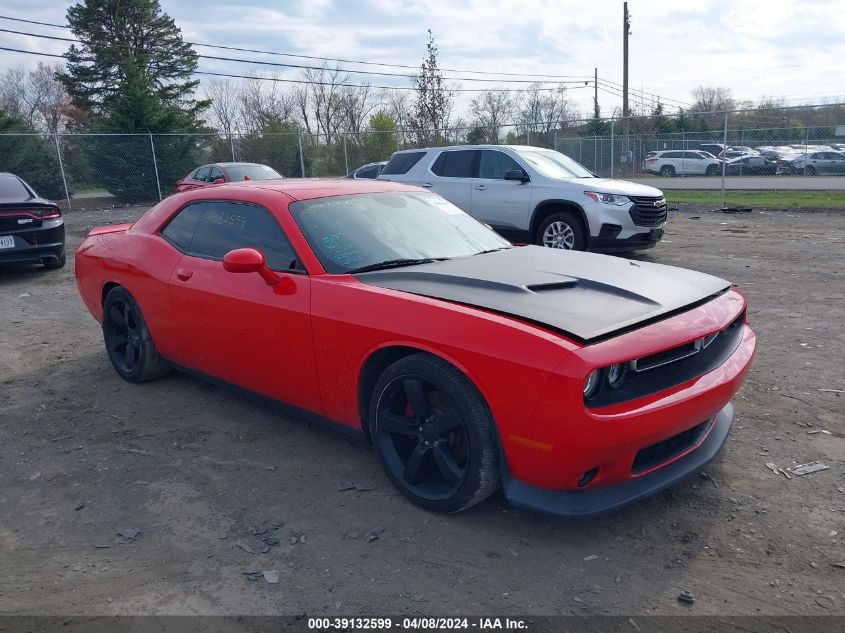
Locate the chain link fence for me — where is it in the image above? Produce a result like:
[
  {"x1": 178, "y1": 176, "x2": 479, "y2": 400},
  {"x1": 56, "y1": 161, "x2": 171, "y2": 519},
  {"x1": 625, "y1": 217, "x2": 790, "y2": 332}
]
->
[{"x1": 1, "y1": 104, "x2": 844, "y2": 207}]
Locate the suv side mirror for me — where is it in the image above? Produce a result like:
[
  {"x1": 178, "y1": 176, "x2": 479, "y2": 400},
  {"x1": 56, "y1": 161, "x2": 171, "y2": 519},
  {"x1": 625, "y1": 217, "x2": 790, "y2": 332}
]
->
[
  {"x1": 222, "y1": 248, "x2": 281, "y2": 286},
  {"x1": 504, "y1": 169, "x2": 529, "y2": 183}
]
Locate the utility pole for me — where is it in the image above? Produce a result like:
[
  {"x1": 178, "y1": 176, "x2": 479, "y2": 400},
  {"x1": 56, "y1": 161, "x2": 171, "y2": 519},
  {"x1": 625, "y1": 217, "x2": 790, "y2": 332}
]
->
[
  {"x1": 622, "y1": 2, "x2": 631, "y2": 173},
  {"x1": 623, "y1": 2, "x2": 630, "y2": 121},
  {"x1": 594, "y1": 67, "x2": 599, "y2": 118}
]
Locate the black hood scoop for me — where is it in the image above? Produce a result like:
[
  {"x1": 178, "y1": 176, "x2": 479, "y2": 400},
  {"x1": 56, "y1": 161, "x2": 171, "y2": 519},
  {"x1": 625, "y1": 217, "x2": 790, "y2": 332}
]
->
[{"x1": 355, "y1": 246, "x2": 730, "y2": 344}]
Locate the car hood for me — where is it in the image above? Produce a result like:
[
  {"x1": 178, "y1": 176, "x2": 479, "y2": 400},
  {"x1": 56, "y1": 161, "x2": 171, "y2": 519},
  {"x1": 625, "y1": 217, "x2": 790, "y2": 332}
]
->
[
  {"x1": 573, "y1": 178, "x2": 664, "y2": 198},
  {"x1": 355, "y1": 246, "x2": 730, "y2": 344}
]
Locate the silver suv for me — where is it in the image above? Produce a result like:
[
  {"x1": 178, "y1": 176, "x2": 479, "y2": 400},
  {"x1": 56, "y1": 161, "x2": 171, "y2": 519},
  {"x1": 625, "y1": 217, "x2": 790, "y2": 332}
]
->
[{"x1": 378, "y1": 145, "x2": 666, "y2": 251}]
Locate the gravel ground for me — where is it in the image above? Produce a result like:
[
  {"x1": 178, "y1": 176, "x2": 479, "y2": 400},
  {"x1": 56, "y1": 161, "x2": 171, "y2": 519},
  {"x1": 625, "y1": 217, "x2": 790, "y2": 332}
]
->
[{"x1": 0, "y1": 204, "x2": 843, "y2": 617}]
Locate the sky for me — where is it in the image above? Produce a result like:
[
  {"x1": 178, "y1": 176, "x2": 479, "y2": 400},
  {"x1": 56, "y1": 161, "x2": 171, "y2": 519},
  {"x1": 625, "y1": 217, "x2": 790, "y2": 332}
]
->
[{"x1": 1, "y1": 0, "x2": 844, "y2": 119}]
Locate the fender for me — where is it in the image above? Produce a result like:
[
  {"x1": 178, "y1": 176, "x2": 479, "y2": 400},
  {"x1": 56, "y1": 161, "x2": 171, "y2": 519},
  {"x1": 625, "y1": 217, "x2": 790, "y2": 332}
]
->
[{"x1": 529, "y1": 198, "x2": 590, "y2": 238}]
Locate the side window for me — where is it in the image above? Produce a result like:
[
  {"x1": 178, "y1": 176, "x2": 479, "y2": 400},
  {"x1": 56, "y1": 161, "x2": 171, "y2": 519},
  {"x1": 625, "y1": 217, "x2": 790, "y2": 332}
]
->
[
  {"x1": 478, "y1": 150, "x2": 523, "y2": 179},
  {"x1": 685, "y1": 152, "x2": 702, "y2": 160},
  {"x1": 430, "y1": 150, "x2": 477, "y2": 178},
  {"x1": 665, "y1": 151, "x2": 683, "y2": 159},
  {"x1": 161, "y1": 202, "x2": 205, "y2": 250},
  {"x1": 356, "y1": 165, "x2": 378, "y2": 179},
  {"x1": 382, "y1": 152, "x2": 426, "y2": 175},
  {"x1": 189, "y1": 201, "x2": 300, "y2": 271},
  {"x1": 194, "y1": 166, "x2": 211, "y2": 182},
  {"x1": 209, "y1": 167, "x2": 225, "y2": 182}
]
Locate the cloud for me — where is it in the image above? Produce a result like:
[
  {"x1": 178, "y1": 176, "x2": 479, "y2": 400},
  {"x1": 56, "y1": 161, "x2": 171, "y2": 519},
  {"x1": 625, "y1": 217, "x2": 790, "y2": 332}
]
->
[{"x1": 1, "y1": 0, "x2": 843, "y2": 118}]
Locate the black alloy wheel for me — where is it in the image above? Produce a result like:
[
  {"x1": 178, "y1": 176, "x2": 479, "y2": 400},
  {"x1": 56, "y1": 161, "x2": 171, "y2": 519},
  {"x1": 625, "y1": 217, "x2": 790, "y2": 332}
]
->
[
  {"x1": 369, "y1": 354, "x2": 500, "y2": 512},
  {"x1": 102, "y1": 286, "x2": 170, "y2": 383}
]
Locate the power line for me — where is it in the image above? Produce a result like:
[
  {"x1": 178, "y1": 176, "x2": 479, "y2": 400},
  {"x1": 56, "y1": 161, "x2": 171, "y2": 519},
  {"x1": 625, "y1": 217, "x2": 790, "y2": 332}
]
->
[
  {"x1": 0, "y1": 26, "x2": 592, "y2": 85},
  {"x1": 0, "y1": 13, "x2": 594, "y2": 80},
  {"x1": 194, "y1": 70, "x2": 594, "y2": 93},
  {"x1": 599, "y1": 78, "x2": 691, "y2": 107},
  {"x1": 0, "y1": 46, "x2": 594, "y2": 93}
]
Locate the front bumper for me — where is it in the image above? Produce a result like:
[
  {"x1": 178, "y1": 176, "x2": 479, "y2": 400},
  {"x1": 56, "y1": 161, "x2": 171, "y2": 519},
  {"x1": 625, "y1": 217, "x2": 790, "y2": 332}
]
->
[{"x1": 502, "y1": 402, "x2": 732, "y2": 518}]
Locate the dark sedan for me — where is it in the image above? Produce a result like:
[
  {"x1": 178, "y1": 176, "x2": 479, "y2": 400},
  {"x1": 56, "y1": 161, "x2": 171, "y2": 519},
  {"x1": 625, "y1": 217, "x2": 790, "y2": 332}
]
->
[
  {"x1": 175, "y1": 162, "x2": 283, "y2": 193},
  {"x1": 0, "y1": 172, "x2": 65, "y2": 269},
  {"x1": 724, "y1": 156, "x2": 778, "y2": 176}
]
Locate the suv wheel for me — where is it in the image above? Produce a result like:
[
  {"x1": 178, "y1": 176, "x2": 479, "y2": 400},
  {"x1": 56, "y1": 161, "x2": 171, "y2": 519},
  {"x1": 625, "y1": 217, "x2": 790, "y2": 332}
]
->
[
  {"x1": 659, "y1": 165, "x2": 676, "y2": 177},
  {"x1": 705, "y1": 164, "x2": 719, "y2": 176},
  {"x1": 537, "y1": 211, "x2": 586, "y2": 251}
]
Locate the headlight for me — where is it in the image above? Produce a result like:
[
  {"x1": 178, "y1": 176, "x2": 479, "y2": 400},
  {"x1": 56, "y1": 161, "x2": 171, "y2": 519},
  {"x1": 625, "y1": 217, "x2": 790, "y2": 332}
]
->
[
  {"x1": 606, "y1": 363, "x2": 629, "y2": 389},
  {"x1": 584, "y1": 192, "x2": 630, "y2": 206},
  {"x1": 583, "y1": 369, "x2": 602, "y2": 399}
]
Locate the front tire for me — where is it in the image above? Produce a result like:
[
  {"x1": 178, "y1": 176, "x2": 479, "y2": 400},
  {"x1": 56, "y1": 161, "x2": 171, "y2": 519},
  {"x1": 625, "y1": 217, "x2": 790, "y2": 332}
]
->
[
  {"x1": 705, "y1": 165, "x2": 719, "y2": 176},
  {"x1": 369, "y1": 353, "x2": 500, "y2": 513},
  {"x1": 102, "y1": 286, "x2": 171, "y2": 383},
  {"x1": 536, "y1": 211, "x2": 586, "y2": 251}
]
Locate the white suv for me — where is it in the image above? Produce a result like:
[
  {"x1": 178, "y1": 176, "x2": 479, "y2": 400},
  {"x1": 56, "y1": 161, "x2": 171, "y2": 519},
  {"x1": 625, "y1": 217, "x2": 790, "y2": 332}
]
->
[
  {"x1": 645, "y1": 150, "x2": 722, "y2": 176},
  {"x1": 378, "y1": 145, "x2": 667, "y2": 252}
]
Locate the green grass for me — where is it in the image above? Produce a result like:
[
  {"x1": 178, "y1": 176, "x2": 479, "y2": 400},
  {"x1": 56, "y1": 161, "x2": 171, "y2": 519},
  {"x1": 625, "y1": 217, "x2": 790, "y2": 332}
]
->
[{"x1": 666, "y1": 190, "x2": 845, "y2": 209}]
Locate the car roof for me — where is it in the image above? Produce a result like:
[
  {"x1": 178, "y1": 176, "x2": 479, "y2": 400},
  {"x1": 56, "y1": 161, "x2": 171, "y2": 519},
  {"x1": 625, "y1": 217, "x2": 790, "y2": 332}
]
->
[
  {"x1": 390, "y1": 144, "x2": 551, "y2": 154},
  {"x1": 207, "y1": 162, "x2": 272, "y2": 168},
  {"x1": 209, "y1": 177, "x2": 423, "y2": 201}
]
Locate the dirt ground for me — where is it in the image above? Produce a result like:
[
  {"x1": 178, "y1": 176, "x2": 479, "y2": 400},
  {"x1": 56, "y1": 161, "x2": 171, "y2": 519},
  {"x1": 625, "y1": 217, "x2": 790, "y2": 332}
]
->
[{"x1": 0, "y1": 203, "x2": 843, "y2": 617}]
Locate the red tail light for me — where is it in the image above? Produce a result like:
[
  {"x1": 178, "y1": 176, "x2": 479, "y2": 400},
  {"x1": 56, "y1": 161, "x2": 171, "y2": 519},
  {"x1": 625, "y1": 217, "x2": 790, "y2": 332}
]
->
[{"x1": 41, "y1": 206, "x2": 62, "y2": 219}]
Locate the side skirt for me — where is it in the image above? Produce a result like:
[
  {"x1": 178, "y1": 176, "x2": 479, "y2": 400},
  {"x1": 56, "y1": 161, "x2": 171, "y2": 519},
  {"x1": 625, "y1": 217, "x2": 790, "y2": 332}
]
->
[{"x1": 167, "y1": 361, "x2": 366, "y2": 442}]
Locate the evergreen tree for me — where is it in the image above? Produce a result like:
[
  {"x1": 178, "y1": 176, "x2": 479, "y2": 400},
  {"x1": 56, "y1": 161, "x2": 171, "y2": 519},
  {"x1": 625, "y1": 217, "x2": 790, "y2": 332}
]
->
[{"x1": 58, "y1": 0, "x2": 208, "y2": 200}]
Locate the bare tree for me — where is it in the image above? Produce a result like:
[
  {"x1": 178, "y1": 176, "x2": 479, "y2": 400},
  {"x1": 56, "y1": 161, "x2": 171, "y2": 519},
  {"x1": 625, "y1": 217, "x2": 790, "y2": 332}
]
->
[
  {"x1": 338, "y1": 83, "x2": 377, "y2": 137},
  {"x1": 689, "y1": 86, "x2": 735, "y2": 114},
  {"x1": 409, "y1": 30, "x2": 455, "y2": 145},
  {"x1": 0, "y1": 64, "x2": 69, "y2": 132},
  {"x1": 237, "y1": 72, "x2": 295, "y2": 134},
  {"x1": 469, "y1": 89, "x2": 515, "y2": 143},
  {"x1": 203, "y1": 79, "x2": 241, "y2": 135},
  {"x1": 519, "y1": 84, "x2": 572, "y2": 133}
]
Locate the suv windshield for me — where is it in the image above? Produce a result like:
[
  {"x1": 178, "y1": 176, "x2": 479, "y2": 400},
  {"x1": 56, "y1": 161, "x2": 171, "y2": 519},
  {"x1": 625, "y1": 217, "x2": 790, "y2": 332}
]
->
[
  {"x1": 227, "y1": 164, "x2": 282, "y2": 181},
  {"x1": 289, "y1": 192, "x2": 511, "y2": 274},
  {"x1": 514, "y1": 149, "x2": 594, "y2": 179}
]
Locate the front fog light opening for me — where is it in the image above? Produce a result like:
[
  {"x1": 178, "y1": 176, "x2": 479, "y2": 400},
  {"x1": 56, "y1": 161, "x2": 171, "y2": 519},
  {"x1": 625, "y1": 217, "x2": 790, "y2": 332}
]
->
[
  {"x1": 606, "y1": 362, "x2": 629, "y2": 389},
  {"x1": 584, "y1": 369, "x2": 603, "y2": 400}
]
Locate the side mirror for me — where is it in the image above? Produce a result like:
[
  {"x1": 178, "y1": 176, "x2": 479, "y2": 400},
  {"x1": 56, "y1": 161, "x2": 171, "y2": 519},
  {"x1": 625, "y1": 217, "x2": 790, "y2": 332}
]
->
[
  {"x1": 222, "y1": 248, "x2": 280, "y2": 286},
  {"x1": 504, "y1": 169, "x2": 529, "y2": 183},
  {"x1": 213, "y1": 178, "x2": 225, "y2": 184}
]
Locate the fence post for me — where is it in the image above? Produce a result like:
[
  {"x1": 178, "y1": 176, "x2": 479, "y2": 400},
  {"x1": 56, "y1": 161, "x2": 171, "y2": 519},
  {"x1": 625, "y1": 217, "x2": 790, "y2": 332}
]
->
[
  {"x1": 148, "y1": 132, "x2": 162, "y2": 202},
  {"x1": 720, "y1": 112, "x2": 728, "y2": 208},
  {"x1": 610, "y1": 118, "x2": 615, "y2": 179},
  {"x1": 229, "y1": 133, "x2": 236, "y2": 162},
  {"x1": 804, "y1": 127, "x2": 809, "y2": 176},
  {"x1": 297, "y1": 129, "x2": 306, "y2": 177},
  {"x1": 343, "y1": 134, "x2": 349, "y2": 175},
  {"x1": 53, "y1": 134, "x2": 71, "y2": 210},
  {"x1": 526, "y1": 129, "x2": 531, "y2": 146}
]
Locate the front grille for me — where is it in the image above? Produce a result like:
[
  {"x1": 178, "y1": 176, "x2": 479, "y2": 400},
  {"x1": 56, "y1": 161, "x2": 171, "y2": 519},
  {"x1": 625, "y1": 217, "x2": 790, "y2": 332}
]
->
[
  {"x1": 586, "y1": 312, "x2": 745, "y2": 409},
  {"x1": 632, "y1": 420, "x2": 710, "y2": 474},
  {"x1": 628, "y1": 196, "x2": 668, "y2": 227}
]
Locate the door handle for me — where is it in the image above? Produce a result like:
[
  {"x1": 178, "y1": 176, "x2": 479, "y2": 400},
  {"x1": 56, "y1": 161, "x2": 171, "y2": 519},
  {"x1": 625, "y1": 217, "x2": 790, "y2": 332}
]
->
[
  {"x1": 420, "y1": 182, "x2": 433, "y2": 188},
  {"x1": 176, "y1": 269, "x2": 193, "y2": 281},
  {"x1": 473, "y1": 184, "x2": 487, "y2": 191}
]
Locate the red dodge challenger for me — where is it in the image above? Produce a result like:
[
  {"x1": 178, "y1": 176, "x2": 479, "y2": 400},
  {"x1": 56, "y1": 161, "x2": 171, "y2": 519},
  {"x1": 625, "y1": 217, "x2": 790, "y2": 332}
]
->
[{"x1": 75, "y1": 179, "x2": 756, "y2": 516}]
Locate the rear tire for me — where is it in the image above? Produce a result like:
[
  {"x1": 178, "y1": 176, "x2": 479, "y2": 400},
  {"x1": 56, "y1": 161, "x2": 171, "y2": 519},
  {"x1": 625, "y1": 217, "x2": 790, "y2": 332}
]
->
[
  {"x1": 102, "y1": 286, "x2": 171, "y2": 383},
  {"x1": 659, "y1": 165, "x2": 676, "y2": 177},
  {"x1": 368, "y1": 353, "x2": 500, "y2": 513},
  {"x1": 536, "y1": 211, "x2": 586, "y2": 251}
]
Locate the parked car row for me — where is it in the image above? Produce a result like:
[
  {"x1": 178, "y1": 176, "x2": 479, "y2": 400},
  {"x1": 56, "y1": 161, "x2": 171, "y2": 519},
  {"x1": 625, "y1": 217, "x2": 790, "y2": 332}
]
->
[{"x1": 644, "y1": 143, "x2": 845, "y2": 176}]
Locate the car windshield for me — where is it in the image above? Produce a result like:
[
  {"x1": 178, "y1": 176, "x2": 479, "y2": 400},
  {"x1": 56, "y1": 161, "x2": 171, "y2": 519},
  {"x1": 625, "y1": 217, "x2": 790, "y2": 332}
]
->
[
  {"x1": 513, "y1": 148, "x2": 594, "y2": 179},
  {"x1": 289, "y1": 192, "x2": 511, "y2": 274},
  {"x1": 226, "y1": 164, "x2": 282, "y2": 181}
]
